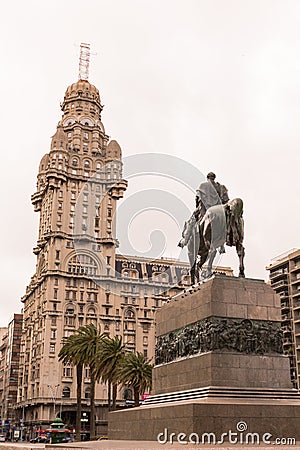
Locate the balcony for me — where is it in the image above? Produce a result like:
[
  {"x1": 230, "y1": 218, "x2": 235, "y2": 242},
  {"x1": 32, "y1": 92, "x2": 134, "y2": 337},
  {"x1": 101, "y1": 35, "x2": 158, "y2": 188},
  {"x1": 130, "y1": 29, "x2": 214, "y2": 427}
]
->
[
  {"x1": 271, "y1": 279, "x2": 288, "y2": 289},
  {"x1": 270, "y1": 269, "x2": 288, "y2": 279}
]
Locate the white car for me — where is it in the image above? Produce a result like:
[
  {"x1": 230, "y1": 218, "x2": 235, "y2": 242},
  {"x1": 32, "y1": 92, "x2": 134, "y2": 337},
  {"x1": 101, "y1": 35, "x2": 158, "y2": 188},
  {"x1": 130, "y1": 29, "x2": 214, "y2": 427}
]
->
[{"x1": 0, "y1": 435, "x2": 5, "y2": 442}]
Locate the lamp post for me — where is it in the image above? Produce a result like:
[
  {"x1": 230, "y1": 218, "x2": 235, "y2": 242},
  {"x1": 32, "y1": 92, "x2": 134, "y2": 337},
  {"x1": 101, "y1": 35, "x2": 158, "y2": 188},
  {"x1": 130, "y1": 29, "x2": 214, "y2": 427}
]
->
[
  {"x1": 20, "y1": 401, "x2": 25, "y2": 442},
  {"x1": 47, "y1": 385, "x2": 60, "y2": 419}
]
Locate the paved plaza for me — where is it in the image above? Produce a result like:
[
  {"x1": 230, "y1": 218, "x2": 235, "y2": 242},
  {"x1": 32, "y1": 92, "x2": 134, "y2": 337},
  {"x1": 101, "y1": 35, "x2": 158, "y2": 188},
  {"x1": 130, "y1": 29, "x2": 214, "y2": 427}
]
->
[{"x1": 0, "y1": 440, "x2": 300, "y2": 450}]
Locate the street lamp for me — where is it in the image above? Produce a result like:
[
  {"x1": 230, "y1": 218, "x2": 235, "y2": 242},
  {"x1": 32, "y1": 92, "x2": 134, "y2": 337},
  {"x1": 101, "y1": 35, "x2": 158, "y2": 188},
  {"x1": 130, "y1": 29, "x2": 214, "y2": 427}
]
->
[
  {"x1": 20, "y1": 401, "x2": 25, "y2": 442},
  {"x1": 47, "y1": 385, "x2": 60, "y2": 419}
]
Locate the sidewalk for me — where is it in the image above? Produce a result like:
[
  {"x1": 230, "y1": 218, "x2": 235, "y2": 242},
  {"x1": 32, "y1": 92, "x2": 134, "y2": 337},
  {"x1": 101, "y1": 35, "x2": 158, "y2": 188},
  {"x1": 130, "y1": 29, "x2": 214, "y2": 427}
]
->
[{"x1": 1, "y1": 440, "x2": 300, "y2": 450}]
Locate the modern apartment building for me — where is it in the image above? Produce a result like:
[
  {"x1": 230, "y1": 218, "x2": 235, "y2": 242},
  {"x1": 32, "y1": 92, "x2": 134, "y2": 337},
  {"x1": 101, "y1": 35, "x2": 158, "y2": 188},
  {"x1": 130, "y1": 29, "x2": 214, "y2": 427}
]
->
[{"x1": 267, "y1": 248, "x2": 300, "y2": 389}]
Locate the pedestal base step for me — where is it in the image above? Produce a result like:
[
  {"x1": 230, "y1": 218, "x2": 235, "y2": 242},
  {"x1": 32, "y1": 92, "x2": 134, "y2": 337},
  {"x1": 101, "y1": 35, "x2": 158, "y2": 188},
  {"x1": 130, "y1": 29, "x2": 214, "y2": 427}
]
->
[{"x1": 143, "y1": 386, "x2": 300, "y2": 405}]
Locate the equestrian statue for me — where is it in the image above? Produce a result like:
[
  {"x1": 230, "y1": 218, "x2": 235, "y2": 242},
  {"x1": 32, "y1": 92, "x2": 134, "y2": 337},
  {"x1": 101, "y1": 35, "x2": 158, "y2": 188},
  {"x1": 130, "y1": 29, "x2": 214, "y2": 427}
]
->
[{"x1": 178, "y1": 172, "x2": 245, "y2": 284}]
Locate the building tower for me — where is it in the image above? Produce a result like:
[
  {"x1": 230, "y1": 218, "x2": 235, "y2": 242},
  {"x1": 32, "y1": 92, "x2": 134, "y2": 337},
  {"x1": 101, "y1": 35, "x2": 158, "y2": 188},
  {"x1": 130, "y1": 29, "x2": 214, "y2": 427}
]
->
[
  {"x1": 16, "y1": 61, "x2": 130, "y2": 434},
  {"x1": 267, "y1": 248, "x2": 300, "y2": 389}
]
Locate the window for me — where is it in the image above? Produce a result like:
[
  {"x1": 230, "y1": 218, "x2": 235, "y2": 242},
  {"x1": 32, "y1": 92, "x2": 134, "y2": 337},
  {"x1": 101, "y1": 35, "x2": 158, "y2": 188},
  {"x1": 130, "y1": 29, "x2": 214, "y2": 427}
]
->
[
  {"x1": 83, "y1": 132, "x2": 89, "y2": 140},
  {"x1": 51, "y1": 317, "x2": 57, "y2": 326},
  {"x1": 54, "y1": 278, "x2": 58, "y2": 286},
  {"x1": 66, "y1": 305, "x2": 75, "y2": 314},
  {"x1": 51, "y1": 329, "x2": 56, "y2": 340},
  {"x1": 54, "y1": 289, "x2": 58, "y2": 299},
  {"x1": 124, "y1": 308, "x2": 135, "y2": 319},
  {"x1": 63, "y1": 364, "x2": 73, "y2": 378},
  {"x1": 62, "y1": 386, "x2": 70, "y2": 398},
  {"x1": 144, "y1": 298, "x2": 148, "y2": 307},
  {"x1": 68, "y1": 254, "x2": 98, "y2": 276},
  {"x1": 85, "y1": 387, "x2": 91, "y2": 399},
  {"x1": 65, "y1": 316, "x2": 75, "y2": 327},
  {"x1": 84, "y1": 160, "x2": 90, "y2": 168},
  {"x1": 143, "y1": 336, "x2": 148, "y2": 345},
  {"x1": 58, "y1": 202, "x2": 62, "y2": 210},
  {"x1": 56, "y1": 250, "x2": 60, "y2": 260},
  {"x1": 71, "y1": 192, "x2": 76, "y2": 200},
  {"x1": 50, "y1": 343, "x2": 55, "y2": 354},
  {"x1": 53, "y1": 303, "x2": 57, "y2": 311},
  {"x1": 85, "y1": 367, "x2": 90, "y2": 378}
]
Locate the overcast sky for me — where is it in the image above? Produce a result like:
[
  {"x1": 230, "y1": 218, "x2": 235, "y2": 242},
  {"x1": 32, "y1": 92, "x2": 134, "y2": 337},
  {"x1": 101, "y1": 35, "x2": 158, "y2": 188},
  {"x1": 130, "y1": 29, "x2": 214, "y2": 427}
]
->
[{"x1": 1, "y1": 0, "x2": 300, "y2": 326}]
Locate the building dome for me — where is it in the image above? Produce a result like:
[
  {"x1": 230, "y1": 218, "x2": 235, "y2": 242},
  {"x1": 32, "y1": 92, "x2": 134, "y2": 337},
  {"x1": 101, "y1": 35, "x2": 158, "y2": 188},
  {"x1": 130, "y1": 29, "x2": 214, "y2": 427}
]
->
[{"x1": 61, "y1": 80, "x2": 103, "y2": 117}]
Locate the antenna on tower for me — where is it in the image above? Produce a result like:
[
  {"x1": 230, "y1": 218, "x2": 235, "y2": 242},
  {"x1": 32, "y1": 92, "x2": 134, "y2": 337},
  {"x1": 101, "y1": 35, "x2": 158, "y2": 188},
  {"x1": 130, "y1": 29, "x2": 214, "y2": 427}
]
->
[{"x1": 78, "y1": 43, "x2": 90, "y2": 81}]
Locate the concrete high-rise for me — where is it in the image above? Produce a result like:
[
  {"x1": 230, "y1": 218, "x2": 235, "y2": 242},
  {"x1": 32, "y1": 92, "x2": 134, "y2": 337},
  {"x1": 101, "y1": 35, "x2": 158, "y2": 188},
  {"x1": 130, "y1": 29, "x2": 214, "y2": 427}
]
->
[{"x1": 267, "y1": 248, "x2": 300, "y2": 389}]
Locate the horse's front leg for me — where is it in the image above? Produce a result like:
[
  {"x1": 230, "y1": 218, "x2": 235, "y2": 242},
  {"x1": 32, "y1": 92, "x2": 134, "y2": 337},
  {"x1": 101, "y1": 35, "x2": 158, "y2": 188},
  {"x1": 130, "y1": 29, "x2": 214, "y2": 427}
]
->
[{"x1": 236, "y1": 242, "x2": 245, "y2": 277}]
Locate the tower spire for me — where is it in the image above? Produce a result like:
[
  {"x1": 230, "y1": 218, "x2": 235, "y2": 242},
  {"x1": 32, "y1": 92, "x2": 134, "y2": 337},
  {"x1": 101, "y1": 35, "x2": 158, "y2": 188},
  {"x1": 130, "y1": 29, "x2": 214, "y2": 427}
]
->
[{"x1": 78, "y1": 42, "x2": 90, "y2": 81}]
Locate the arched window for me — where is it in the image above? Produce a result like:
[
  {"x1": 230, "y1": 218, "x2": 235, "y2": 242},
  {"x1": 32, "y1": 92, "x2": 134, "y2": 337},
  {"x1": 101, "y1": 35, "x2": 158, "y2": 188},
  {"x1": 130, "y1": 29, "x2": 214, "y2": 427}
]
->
[
  {"x1": 124, "y1": 308, "x2": 135, "y2": 319},
  {"x1": 62, "y1": 386, "x2": 70, "y2": 398},
  {"x1": 65, "y1": 305, "x2": 75, "y2": 315},
  {"x1": 67, "y1": 254, "x2": 99, "y2": 276},
  {"x1": 123, "y1": 389, "x2": 132, "y2": 400},
  {"x1": 72, "y1": 158, "x2": 78, "y2": 166},
  {"x1": 87, "y1": 307, "x2": 96, "y2": 315},
  {"x1": 84, "y1": 160, "x2": 90, "y2": 168},
  {"x1": 85, "y1": 387, "x2": 91, "y2": 399}
]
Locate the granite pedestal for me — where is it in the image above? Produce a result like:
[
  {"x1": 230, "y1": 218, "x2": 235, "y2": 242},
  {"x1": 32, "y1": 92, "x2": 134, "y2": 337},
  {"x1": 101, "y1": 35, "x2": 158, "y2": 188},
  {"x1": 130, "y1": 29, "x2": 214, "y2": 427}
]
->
[{"x1": 109, "y1": 275, "x2": 300, "y2": 442}]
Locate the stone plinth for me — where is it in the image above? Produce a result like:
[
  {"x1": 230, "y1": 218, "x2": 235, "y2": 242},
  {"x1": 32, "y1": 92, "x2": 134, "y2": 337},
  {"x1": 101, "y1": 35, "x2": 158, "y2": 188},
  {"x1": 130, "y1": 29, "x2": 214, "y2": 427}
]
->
[
  {"x1": 154, "y1": 276, "x2": 291, "y2": 394},
  {"x1": 109, "y1": 276, "x2": 300, "y2": 442}
]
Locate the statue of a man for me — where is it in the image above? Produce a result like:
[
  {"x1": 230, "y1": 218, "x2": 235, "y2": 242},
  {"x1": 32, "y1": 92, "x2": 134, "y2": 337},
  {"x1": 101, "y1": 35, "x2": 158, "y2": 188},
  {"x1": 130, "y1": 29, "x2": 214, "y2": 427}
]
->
[{"x1": 195, "y1": 172, "x2": 229, "y2": 220}]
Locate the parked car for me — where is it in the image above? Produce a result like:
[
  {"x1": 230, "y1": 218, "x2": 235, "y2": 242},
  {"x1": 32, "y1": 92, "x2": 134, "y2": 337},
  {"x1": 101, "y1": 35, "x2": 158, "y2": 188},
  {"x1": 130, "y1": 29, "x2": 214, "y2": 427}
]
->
[
  {"x1": 0, "y1": 435, "x2": 5, "y2": 442},
  {"x1": 30, "y1": 436, "x2": 50, "y2": 443}
]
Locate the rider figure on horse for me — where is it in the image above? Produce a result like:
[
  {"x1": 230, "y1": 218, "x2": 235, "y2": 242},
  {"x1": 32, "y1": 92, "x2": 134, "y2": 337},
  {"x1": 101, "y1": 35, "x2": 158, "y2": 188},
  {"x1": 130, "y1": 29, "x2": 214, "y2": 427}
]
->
[
  {"x1": 178, "y1": 171, "x2": 245, "y2": 282},
  {"x1": 195, "y1": 172, "x2": 229, "y2": 220},
  {"x1": 195, "y1": 172, "x2": 229, "y2": 254}
]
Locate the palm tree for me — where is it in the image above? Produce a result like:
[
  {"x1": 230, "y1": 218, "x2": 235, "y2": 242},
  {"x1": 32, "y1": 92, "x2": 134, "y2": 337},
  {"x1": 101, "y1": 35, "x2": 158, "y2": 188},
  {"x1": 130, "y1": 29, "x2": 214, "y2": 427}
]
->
[
  {"x1": 58, "y1": 324, "x2": 104, "y2": 441},
  {"x1": 117, "y1": 352, "x2": 153, "y2": 407},
  {"x1": 58, "y1": 332, "x2": 85, "y2": 440},
  {"x1": 96, "y1": 336, "x2": 126, "y2": 411},
  {"x1": 73, "y1": 323, "x2": 104, "y2": 440}
]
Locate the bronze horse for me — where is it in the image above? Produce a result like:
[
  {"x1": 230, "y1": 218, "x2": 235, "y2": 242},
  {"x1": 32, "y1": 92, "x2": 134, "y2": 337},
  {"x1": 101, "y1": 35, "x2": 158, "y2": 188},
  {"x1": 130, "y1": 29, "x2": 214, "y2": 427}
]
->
[{"x1": 178, "y1": 198, "x2": 245, "y2": 284}]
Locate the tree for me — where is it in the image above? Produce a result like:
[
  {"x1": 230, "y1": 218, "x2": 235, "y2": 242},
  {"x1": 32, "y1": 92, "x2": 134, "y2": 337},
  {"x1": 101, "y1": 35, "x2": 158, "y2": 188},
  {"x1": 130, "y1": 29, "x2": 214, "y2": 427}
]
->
[
  {"x1": 58, "y1": 324, "x2": 104, "y2": 441},
  {"x1": 117, "y1": 352, "x2": 153, "y2": 407},
  {"x1": 96, "y1": 336, "x2": 126, "y2": 411},
  {"x1": 58, "y1": 332, "x2": 85, "y2": 440}
]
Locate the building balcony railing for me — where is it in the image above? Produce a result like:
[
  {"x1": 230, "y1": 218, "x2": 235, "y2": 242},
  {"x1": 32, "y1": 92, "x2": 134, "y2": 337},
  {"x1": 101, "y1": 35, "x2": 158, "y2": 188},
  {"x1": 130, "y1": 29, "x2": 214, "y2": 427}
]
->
[
  {"x1": 270, "y1": 270, "x2": 288, "y2": 279},
  {"x1": 272, "y1": 280, "x2": 288, "y2": 289}
]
